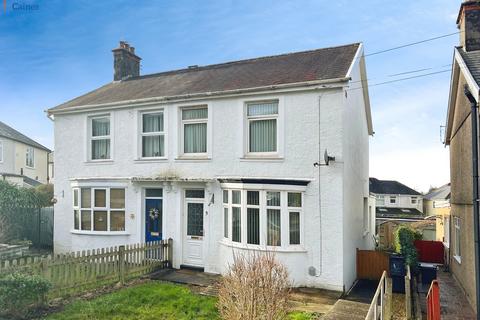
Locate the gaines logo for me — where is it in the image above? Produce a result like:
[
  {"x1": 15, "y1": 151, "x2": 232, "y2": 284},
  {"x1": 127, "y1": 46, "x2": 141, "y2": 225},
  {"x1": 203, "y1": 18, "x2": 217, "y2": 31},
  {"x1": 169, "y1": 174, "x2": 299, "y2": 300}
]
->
[{"x1": 2, "y1": 0, "x2": 40, "y2": 12}]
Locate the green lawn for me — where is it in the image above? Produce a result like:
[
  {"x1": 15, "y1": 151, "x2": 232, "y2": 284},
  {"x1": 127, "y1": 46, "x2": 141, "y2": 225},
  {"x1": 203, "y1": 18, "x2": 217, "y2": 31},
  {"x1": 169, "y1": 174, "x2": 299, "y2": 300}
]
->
[{"x1": 45, "y1": 282, "x2": 317, "y2": 320}]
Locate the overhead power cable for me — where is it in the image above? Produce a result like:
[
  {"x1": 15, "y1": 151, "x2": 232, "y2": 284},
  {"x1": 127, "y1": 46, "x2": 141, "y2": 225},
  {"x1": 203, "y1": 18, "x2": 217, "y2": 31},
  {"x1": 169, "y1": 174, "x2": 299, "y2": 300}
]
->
[{"x1": 364, "y1": 31, "x2": 460, "y2": 57}]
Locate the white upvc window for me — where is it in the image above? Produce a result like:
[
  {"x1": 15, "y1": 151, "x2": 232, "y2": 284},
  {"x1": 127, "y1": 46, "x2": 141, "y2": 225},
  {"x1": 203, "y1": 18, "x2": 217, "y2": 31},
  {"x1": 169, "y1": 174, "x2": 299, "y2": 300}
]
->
[
  {"x1": 411, "y1": 197, "x2": 418, "y2": 205},
  {"x1": 222, "y1": 188, "x2": 303, "y2": 248},
  {"x1": 26, "y1": 146, "x2": 34, "y2": 168},
  {"x1": 287, "y1": 192, "x2": 302, "y2": 245},
  {"x1": 454, "y1": 216, "x2": 461, "y2": 262},
  {"x1": 140, "y1": 111, "x2": 165, "y2": 158},
  {"x1": 181, "y1": 106, "x2": 208, "y2": 155},
  {"x1": 0, "y1": 140, "x2": 3, "y2": 163},
  {"x1": 389, "y1": 196, "x2": 397, "y2": 204},
  {"x1": 246, "y1": 101, "x2": 278, "y2": 155},
  {"x1": 73, "y1": 187, "x2": 125, "y2": 232},
  {"x1": 375, "y1": 195, "x2": 385, "y2": 206},
  {"x1": 89, "y1": 115, "x2": 111, "y2": 160}
]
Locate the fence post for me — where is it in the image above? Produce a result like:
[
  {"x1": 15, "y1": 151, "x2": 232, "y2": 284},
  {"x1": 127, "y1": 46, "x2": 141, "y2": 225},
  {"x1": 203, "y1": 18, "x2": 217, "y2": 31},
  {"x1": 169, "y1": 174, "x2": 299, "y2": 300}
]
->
[
  {"x1": 384, "y1": 277, "x2": 392, "y2": 320},
  {"x1": 405, "y1": 265, "x2": 412, "y2": 320},
  {"x1": 167, "y1": 238, "x2": 173, "y2": 268},
  {"x1": 118, "y1": 245, "x2": 125, "y2": 285}
]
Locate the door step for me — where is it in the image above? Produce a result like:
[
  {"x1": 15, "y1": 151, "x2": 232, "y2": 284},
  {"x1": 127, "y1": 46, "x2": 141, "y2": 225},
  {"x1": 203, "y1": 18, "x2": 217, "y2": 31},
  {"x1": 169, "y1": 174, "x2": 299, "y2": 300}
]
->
[{"x1": 180, "y1": 264, "x2": 205, "y2": 272}]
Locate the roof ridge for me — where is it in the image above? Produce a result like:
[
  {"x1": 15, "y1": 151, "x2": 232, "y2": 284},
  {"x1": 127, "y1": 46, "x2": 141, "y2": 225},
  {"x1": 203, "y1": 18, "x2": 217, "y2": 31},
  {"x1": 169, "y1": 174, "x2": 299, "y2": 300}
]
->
[
  {"x1": 0, "y1": 120, "x2": 51, "y2": 152},
  {"x1": 124, "y1": 42, "x2": 361, "y2": 81}
]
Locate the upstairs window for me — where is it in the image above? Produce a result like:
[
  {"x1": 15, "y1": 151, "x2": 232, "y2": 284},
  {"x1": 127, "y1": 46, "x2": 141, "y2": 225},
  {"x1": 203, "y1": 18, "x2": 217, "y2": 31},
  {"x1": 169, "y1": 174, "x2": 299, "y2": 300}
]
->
[
  {"x1": 375, "y1": 195, "x2": 385, "y2": 206},
  {"x1": 26, "y1": 146, "x2": 34, "y2": 168},
  {"x1": 90, "y1": 116, "x2": 111, "y2": 160},
  {"x1": 182, "y1": 107, "x2": 208, "y2": 154},
  {"x1": 247, "y1": 101, "x2": 278, "y2": 153},
  {"x1": 141, "y1": 111, "x2": 165, "y2": 158},
  {"x1": 389, "y1": 196, "x2": 397, "y2": 204},
  {"x1": 411, "y1": 197, "x2": 418, "y2": 205}
]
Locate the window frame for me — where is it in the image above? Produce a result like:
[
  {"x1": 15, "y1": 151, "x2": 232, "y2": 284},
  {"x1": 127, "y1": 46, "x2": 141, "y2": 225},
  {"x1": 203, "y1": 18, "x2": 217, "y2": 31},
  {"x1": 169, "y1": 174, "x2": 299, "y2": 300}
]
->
[
  {"x1": 72, "y1": 187, "x2": 126, "y2": 233},
  {"x1": 179, "y1": 105, "x2": 209, "y2": 157},
  {"x1": 25, "y1": 146, "x2": 35, "y2": 168},
  {"x1": 221, "y1": 187, "x2": 304, "y2": 249},
  {"x1": 245, "y1": 100, "x2": 279, "y2": 157},
  {"x1": 454, "y1": 216, "x2": 461, "y2": 263},
  {"x1": 411, "y1": 197, "x2": 418, "y2": 205},
  {"x1": 88, "y1": 114, "x2": 112, "y2": 161},
  {"x1": 139, "y1": 109, "x2": 167, "y2": 159},
  {"x1": 389, "y1": 196, "x2": 397, "y2": 204}
]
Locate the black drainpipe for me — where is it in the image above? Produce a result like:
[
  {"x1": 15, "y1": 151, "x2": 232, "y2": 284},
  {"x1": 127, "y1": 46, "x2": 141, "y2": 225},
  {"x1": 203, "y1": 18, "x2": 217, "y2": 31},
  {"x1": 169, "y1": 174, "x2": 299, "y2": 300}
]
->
[{"x1": 465, "y1": 84, "x2": 480, "y2": 319}]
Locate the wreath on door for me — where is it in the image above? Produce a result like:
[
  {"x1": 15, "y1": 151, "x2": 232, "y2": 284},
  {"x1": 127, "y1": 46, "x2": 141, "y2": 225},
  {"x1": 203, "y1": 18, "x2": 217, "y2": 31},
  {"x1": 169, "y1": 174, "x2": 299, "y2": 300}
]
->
[{"x1": 149, "y1": 208, "x2": 160, "y2": 220}]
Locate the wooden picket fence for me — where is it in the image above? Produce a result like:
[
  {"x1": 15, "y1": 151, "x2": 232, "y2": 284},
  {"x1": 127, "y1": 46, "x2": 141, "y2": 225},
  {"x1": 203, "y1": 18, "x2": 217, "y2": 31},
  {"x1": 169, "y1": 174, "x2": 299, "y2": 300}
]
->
[{"x1": 0, "y1": 239, "x2": 173, "y2": 297}]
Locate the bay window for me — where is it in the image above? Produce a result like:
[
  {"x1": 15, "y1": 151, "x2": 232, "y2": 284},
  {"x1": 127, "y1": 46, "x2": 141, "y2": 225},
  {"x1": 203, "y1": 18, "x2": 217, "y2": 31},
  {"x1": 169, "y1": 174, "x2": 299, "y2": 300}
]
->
[
  {"x1": 90, "y1": 116, "x2": 111, "y2": 160},
  {"x1": 181, "y1": 107, "x2": 208, "y2": 154},
  {"x1": 141, "y1": 111, "x2": 165, "y2": 158},
  {"x1": 73, "y1": 187, "x2": 125, "y2": 232},
  {"x1": 232, "y1": 190, "x2": 241, "y2": 242},
  {"x1": 222, "y1": 188, "x2": 303, "y2": 248},
  {"x1": 247, "y1": 101, "x2": 278, "y2": 153}
]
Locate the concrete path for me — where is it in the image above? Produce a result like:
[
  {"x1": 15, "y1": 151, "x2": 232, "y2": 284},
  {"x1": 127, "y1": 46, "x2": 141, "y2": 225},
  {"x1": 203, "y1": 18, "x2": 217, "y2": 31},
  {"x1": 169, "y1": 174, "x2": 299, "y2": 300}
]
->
[
  {"x1": 322, "y1": 299, "x2": 370, "y2": 320},
  {"x1": 418, "y1": 269, "x2": 476, "y2": 319}
]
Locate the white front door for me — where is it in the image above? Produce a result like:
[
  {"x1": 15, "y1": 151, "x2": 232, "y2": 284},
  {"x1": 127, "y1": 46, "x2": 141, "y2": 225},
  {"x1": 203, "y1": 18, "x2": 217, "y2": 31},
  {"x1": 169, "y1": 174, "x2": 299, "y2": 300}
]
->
[{"x1": 183, "y1": 190, "x2": 205, "y2": 267}]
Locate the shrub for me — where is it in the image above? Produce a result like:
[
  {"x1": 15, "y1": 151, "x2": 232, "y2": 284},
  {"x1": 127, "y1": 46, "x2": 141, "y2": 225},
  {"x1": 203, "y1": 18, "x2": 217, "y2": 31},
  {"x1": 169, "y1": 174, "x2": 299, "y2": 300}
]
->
[
  {"x1": 0, "y1": 272, "x2": 52, "y2": 319},
  {"x1": 218, "y1": 250, "x2": 291, "y2": 320},
  {"x1": 394, "y1": 226, "x2": 421, "y2": 269}
]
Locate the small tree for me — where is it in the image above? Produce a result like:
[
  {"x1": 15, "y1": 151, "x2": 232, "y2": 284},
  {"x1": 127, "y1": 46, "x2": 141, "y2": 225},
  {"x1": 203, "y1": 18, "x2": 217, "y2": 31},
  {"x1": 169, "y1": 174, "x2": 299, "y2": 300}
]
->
[
  {"x1": 218, "y1": 250, "x2": 291, "y2": 320},
  {"x1": 394, "y1": 226, "x2": 421, "y2": 270}
]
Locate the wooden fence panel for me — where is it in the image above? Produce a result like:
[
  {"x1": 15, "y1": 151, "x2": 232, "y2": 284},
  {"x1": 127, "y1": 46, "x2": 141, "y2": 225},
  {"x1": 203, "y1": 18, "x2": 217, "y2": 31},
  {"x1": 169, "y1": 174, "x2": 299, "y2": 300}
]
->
[
  {"x1": 0, "y1": 239, "x2": 172, "y2": 298},
  {"x1": 357, "y1": 249, "x2": 390, "y2": 280}
]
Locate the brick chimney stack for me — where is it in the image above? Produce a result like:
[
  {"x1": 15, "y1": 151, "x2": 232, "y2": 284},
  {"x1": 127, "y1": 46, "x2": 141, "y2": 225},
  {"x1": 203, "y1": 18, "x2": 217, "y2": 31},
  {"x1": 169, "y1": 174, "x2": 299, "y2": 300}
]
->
[
  {"x1": 457, "y1": 1, "x2": 480, "y2": 51},
  {"x1": 112, "y1": 41, "x2": 141, "y2": 81}
]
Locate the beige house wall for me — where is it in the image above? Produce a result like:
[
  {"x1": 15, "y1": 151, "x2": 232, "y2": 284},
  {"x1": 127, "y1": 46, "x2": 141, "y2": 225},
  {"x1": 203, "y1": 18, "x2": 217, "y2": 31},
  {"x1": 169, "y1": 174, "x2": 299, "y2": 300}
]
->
[
  {"x1": 448, "y1": 71, "x2": 477, "y2": 310},
  {"x1": 13, "y1": 141, "x2": 49, "y2": 184}
]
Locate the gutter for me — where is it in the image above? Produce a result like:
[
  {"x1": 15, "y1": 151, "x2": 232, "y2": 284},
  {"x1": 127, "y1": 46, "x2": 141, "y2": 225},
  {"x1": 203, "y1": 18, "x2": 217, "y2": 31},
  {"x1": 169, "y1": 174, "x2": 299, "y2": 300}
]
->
[
  {"x1": 464, "y1": 84, "x2": 480, "y2": 320},
  {"x1": 46, "y1": 77, "x2": 350, "y2": 116}
]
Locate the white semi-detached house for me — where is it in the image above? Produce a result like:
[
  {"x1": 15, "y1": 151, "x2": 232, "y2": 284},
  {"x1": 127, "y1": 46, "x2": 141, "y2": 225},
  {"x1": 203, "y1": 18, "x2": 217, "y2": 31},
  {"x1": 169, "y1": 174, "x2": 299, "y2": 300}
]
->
[{"x1": 47, "y1": 41, "x2": 374, "y2": 292}]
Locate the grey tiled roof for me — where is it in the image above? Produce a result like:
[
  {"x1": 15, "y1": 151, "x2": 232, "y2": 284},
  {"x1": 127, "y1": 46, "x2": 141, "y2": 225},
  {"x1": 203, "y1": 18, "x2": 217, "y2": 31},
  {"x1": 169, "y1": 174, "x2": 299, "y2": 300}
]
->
[
  {"x1": 459, "y1": 48, "x2": 480, "y2": 86},
  {"x1": 424, "y1": 183, "x2": 450, "y2": 201},
  {"x1": 0, "y1": 121, "x2": 51, "y2": 152},
  {"x1": 48, "y1": 43, "x2": 360, "y2": 112},
  {"x1": 369, "y1": 178, "x2": 422, "y2": 196},
  {"x1": 375, "y1": 207, "x2": 424, "y2": 220}
]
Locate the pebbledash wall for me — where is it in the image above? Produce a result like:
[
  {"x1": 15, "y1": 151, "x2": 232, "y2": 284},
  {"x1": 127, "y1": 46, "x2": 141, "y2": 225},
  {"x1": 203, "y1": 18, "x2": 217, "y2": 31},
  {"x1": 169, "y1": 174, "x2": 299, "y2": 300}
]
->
[{"x1": 53, "y1": 62, "x2": 371, "y2": 293}]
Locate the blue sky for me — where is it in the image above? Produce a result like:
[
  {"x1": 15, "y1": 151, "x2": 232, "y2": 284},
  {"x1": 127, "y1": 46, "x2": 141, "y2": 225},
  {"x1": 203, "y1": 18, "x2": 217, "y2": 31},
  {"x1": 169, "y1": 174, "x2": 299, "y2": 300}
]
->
[{"x1": 0, "y1": 0, "x2": 460, "y2": 191}]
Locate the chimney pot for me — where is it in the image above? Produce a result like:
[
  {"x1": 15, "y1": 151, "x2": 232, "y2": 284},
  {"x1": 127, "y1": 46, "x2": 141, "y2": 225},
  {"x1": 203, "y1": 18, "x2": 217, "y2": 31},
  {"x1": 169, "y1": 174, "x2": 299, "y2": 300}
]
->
[{"x1": 112, "y1": 41, "x2": 141, "y2": 81}]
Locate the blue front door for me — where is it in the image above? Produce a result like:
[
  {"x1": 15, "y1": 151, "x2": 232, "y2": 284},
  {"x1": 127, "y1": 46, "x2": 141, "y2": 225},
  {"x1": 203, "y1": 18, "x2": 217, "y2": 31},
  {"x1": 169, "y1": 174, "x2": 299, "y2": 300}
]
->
[{"x1": 145, "y1": 198, "x2": 162, "y2": 242}]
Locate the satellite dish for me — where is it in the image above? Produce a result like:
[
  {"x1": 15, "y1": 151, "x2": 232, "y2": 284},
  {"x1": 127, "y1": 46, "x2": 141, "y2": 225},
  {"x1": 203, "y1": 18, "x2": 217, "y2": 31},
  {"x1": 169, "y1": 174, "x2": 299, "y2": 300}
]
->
[{"x1": 324, "y1": 149, "x2": 335, "y2": 166}]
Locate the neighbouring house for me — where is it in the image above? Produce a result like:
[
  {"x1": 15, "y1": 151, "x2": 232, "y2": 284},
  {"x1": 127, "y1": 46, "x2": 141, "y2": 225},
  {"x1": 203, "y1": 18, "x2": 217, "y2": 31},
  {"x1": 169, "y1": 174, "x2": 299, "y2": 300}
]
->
[
  {"x1": 444, "y1": 0, "x2": 480, "y2": 311},
  {"x1": 0, "y1": 121, "x2": 52, "y2": 187},
  {"x1": 47, "y1": 41, "x2": 374, "y2": 292},
  {"x1": 370, "y1": 178, "x2": 424, "y2": 223},
  {"x1": 423, "y1": 184, "x2": 451, "y2": 250}
]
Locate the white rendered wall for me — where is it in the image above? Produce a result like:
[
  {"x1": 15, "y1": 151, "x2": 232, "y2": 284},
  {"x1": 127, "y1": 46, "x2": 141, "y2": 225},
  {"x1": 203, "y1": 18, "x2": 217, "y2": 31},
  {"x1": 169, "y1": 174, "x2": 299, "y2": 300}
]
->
[
  {"x1": 0, "y1": 138, "x2": 15, "y2": 174},
  {"x1": 341, "y1": 58, "x2": 371, "y2": 291},
  {"x1": 53, "y1": 87, "x2": 355, "y2": 291}
]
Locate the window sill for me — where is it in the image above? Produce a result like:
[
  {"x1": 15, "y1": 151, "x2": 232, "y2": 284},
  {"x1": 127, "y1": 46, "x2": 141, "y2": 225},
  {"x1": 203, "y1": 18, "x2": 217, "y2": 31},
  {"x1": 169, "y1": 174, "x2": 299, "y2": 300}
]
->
[
  {"x1": 84, "y1": 160, "x2": 114, "y2": 165},
  {"x1": 240, "y1": 156, "x2": 284, "y2": 162},
  {"x1": 175, "y1": 156, "x2": 211, "y2": 161},
  {"x1": 70, "y1": 230, "x2": 130, "y2": 236},
  {"x1": 443, "y1": 242, "x2": 450, "y2": 249},
  {"x1": 218, "y1": 239, "x2": 307, "y2": 253},
  {"x1": 134, "y1": 158, "x2": 168, "y2": 163},
  {"x1": 453, "y1": 255, "x2": 462, "y2": 264}
]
